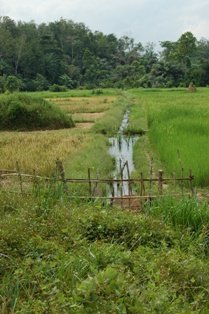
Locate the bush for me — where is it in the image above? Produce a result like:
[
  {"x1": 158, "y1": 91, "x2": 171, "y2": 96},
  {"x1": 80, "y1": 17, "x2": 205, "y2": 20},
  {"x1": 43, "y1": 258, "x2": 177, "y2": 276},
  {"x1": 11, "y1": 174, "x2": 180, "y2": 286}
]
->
[
  {"x1": 5, "y1": 75, "x2": 21, "y2": 93},
  {"x1": 0, "y1": 75, "x2": 6, "y2": 93},
  {"x1": 33, "y1": 74, "x2": 49, "y2": 91},
  {"x1": 49, "y1": 84, "x2": 67, "y2": 92},
  {"x1": 0, "y1": 94, "x2": 74, "y2": 131}
]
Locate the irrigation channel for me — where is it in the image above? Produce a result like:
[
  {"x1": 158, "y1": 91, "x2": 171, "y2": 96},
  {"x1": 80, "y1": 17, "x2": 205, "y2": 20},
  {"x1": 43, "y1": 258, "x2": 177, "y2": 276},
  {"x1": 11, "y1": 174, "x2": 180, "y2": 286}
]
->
[{"x1": 109, "y1": 110, "x2": 139, "y2": 197}]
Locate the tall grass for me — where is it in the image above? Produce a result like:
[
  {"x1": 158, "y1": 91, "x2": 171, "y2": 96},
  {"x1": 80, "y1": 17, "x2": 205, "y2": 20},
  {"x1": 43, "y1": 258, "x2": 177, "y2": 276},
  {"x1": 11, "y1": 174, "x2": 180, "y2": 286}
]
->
[
  {"x1": 131, "y1": 88, "x2": 209, "y2": 187},
  {"x1": 93, "y1": 96, "x2": 128, "y2": 135},
  {"x1": 145, "y1": 197, "x2": 209, "y2": 232}
]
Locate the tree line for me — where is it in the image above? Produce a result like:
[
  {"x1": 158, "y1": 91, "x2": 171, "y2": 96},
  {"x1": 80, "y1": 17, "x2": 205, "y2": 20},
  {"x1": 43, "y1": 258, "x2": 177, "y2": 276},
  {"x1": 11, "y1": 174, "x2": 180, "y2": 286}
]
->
[{"x1": 0, "y1": 16, "x2": 209, "y2": 92}]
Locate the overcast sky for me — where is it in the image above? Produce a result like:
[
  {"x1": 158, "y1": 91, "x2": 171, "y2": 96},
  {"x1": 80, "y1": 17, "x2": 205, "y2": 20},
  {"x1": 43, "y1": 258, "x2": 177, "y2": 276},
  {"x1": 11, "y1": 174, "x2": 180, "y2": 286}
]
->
[{"x1": 1, "y1": 0, "x2": 209, "y2": 47}]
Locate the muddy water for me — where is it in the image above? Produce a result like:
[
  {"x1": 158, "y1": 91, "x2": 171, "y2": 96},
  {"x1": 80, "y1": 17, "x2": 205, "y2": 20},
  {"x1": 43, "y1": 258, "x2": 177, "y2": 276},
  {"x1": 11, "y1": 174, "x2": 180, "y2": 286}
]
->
[{"x1": 109, "y1": 111, "x2": 139, "y2": 196}]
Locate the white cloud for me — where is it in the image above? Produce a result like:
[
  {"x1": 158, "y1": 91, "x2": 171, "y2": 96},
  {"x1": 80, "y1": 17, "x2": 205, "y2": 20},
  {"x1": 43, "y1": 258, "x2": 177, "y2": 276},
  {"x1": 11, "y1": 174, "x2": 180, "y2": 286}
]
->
[{"x1": 0, "y1": 0, "x2": 209, "y2": 44}]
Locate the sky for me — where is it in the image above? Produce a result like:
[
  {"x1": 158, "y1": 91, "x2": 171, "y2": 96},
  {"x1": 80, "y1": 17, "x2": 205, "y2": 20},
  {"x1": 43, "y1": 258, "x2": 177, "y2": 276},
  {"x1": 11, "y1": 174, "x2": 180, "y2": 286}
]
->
[{"x1": 1, "y1": 0, "x2": 209, "y2": 47}]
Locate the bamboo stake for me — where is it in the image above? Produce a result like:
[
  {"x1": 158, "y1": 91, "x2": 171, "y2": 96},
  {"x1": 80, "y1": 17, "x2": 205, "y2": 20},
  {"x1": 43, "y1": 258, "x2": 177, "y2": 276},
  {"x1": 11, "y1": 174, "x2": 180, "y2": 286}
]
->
[
  {"x1": 120, "y1": 159, "x2": 123, "y2": 208},
  {"x1": 149, "y1": 165, "x2": 153, "y2": 199},
  {"x1": 88, "y1": 168, "x2": 92, "y2": 199},
  {"x1": 181, "y1": 167, "x2": 184, "y2": 196},
  {"x1": 173, "y1": 172, "x2": 177, "y2": 193},
  {"x1": 140, "y1": 172, "x2": 144, "y2": 208},
  {"x1": 189, "y1": 169, "x2": 194, "y2": 196},
  {"x1": 158, "y1": 170, "x2": 163, "y2": 195},
  {"x1": 16, "y1": 161, "x2": 23, "y2": 194}
]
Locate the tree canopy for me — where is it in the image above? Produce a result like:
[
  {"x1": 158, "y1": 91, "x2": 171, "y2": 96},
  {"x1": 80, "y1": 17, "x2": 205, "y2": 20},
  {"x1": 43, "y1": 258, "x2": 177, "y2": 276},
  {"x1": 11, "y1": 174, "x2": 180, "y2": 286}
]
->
[{"x1": 0, "y1": 16, "x2": 209, "y2": 90}]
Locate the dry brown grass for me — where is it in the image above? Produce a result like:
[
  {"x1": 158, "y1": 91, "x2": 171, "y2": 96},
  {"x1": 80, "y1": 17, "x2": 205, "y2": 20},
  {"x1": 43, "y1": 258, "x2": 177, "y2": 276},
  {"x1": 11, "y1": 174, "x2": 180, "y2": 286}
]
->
[
  {"x1": 72, "y1": 112, "x2": 105, "y2": 122},
  {"x1": 0, "y1": 130, "x2": 90, "y2": 175},
  {"x1": 75, "y1": 123, "x2": 94, "y2": 129},
  {"x1": 50, "y1": 96, "x2": 116, "y2": 113}
]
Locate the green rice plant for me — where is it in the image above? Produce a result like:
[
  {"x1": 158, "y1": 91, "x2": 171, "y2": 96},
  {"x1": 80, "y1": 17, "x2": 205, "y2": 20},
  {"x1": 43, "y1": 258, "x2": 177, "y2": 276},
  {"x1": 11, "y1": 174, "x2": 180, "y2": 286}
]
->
[
  {"x1": 131, "y1": 88, "x2": 209, "y2": 187},
  {"x1": 92, "y1": 96, "x2": 128, "y2": 136},
  {"x1": 125, "y1": 99, "x2": 147, "y2": 135}
]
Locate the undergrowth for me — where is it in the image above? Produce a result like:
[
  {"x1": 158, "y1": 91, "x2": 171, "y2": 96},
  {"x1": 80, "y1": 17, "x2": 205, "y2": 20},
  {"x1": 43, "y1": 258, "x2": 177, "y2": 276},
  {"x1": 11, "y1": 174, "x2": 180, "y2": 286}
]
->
[{"x1": 0, "y1": 189, "x2": 209, "y2": 313}]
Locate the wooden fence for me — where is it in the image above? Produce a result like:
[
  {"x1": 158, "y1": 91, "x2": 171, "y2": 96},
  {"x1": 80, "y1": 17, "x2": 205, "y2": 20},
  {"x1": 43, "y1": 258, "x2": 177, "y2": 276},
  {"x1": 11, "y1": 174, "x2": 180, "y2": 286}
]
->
[{"x1": 0, "y1": 160, "x2": 194, "y2": 209}]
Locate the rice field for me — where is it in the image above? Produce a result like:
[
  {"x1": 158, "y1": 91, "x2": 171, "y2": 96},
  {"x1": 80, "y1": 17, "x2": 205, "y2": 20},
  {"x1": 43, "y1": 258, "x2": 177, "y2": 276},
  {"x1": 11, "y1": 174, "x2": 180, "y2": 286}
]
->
[
  {"x1": 0, "y1": 129, "x2": 89, "y2": 175},
  {"x1": 131, "y1": 88, "x2": 209, "y2": 187},
  {"x1": 0, "y1": 92, "x2": 121, "y2": 179},
  {"x1": 50, "y1": 96, "x2": 115, "y2": 113},
  {"x1": 1, "y1": 89, "x2": 209, "y2": 313}
]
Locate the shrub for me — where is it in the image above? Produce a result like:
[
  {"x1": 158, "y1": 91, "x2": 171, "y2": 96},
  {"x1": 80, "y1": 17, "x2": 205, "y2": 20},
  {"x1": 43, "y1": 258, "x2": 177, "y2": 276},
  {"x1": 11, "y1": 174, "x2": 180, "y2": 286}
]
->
[
  {"x1": 0, "y1": 75, "x2": 6, "y2": 93},
  {"x1": 5, "y1": 75, "x2": 21, "y2": 93},
  {"x1": 49, "y1": 84, "x2": 67, "y2": 92},
  {"x1": 33, "y1": 74, "x2": 49, "y2": 91},
  {"x1": 0, "y1": 94, "x2": 74, "y2": 131}
]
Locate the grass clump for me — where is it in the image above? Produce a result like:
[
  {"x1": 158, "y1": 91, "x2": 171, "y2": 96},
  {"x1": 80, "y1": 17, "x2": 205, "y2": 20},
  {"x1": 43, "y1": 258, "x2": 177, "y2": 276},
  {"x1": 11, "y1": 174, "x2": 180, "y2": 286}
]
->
[
  {"x1": 1, "y1": 192, "x2": 209, "y2": 313},
  {"x1": 92, "y1": 96, "x2": 128, "y2": 136},
  {"x1": 0, "y1": 94, "x2": 74, "y2": 131}
]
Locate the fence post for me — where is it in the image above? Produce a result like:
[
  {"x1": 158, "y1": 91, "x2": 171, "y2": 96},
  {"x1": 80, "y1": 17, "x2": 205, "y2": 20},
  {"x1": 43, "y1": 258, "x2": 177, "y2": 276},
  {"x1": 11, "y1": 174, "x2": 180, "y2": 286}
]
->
[
  {"x1": 181, "y1": 167, "x2": 184, "y2": 196},
  {"x1": 173, "y1": 172, "x2": 176, "y2": 193},
  {"x1": 189, "y1": 169, "x2": 194, "y2": 196},
  {"x1": 16, "y1": 161, "x2": 23, "y2": 194},
  {"x1": 119, "y1": 159, "x2": 123, "y2": 208},
  {"x1": 33, "y1": 169, "x2": 39, "y2": 195},
  {"x1": 88, "y1": 168, "x2": 92, "y2": 199},
  {"x1": 149, "y1": 165, "x2": 153, "y2": 198},
  {"x1": 126, "y1": 161, "x2": 132, "y2": 208},
  {"x1": 158, "y1": 170, "x2": 163, "y2": 195},
  {"x1": 140, "y1": 172, "x2": 145, "y2": 208},
  {"x1": 56, "y1": 159, "x2": 67, "y2": 193}
]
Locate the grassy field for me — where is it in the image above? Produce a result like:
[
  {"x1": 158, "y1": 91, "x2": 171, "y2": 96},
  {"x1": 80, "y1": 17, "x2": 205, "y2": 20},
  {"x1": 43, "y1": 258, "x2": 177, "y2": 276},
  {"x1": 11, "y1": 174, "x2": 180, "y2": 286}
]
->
[
  {"x1": 131, "y1": 88, "x2": 209, "y2": 187},
  {"x1": 0, "y1": 90, "x2": 128, "y2": 197},
  {"x1": 1, "y1": 192, "x2": 209, "y2": 313},
  {"x1": 1, "y1": 88, "x2": 209, "y2": 313}
]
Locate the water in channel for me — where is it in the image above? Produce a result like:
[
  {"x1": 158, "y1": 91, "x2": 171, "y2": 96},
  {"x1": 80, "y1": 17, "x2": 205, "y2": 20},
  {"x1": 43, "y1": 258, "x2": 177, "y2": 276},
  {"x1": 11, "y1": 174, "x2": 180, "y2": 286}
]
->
[{"x1": 108, "y1": 110, "x2": 139, "y2": 197}]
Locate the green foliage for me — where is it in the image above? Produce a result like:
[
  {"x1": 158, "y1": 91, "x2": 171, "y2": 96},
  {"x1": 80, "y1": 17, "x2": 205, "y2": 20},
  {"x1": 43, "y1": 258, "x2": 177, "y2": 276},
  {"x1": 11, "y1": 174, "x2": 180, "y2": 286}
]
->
[
  {"x1": 0, "y1": 94, "x2": 74, "y2": 130},
  {"x1": 93, "y1": 96, "x2": 128, "y2": 135},
  {"x1": 49, "y1": 84, "x2": 67, "y2": 92},
  {"x1": 33, "y1": 74, "x2": 49, "y2": 91},
  {"x1": 5, "y1": 75, "x2": 21, "y2": 93},
  {"x1": 1, "y1": 16, "x2": 209, "y2": 90},
  {"x1": 0, "y1": 191, "x2": 209, "y2": 313},
  {"x1": 0, "y1": 75, "x2": 6, "y2": 93}
]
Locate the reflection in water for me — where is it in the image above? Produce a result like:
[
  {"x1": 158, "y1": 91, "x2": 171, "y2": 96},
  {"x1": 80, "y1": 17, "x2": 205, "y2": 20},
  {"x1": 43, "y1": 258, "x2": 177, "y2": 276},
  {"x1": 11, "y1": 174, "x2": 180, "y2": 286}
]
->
[{"x1": 108, "y1": 110, "x2": 139, "y2": 196}]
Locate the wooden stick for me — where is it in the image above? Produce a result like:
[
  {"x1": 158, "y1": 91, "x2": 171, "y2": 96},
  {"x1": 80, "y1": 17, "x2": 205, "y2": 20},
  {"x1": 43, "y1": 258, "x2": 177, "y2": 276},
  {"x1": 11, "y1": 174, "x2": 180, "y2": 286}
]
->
[
  {"x1": 16, "y1": 161, "x2": 23, "y2": 194},
  {"x1": 181, "y1": 167, "x2": 184, "y2": 196},
  {"x1": 173, "y1": 172, "x2": 177, "y2": 193},
  {"x1": 88, "y1": 168, "x2": 92, "y2": 199},
  {"x1": 158, "y1": 170, "x2": 163, "y2": 195},
  {"x1": 0, "y1": 173, "x2": 193, "y2": 183},
  {"x1": 189, "y1": 169, "x2": 194, "y2": 196},
  {"x1": 56, "y1": 159, "x2": 67, "y2": 193},
  {"x1": 120, "y1": 159, "x2": 123, "y2": 208},
  {"x1": 149, "y1": 165, "x2": 153, "y2": 198}
]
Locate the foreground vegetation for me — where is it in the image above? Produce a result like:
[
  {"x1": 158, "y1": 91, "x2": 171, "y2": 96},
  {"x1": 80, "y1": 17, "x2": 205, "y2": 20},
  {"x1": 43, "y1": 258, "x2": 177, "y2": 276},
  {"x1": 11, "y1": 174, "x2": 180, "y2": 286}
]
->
[
  {"x1": 1, "y1": 88, "x2": 209, "y2": 313},
  {"x1": 1, "y1": 190, "x2": 209, "y2": 313}
]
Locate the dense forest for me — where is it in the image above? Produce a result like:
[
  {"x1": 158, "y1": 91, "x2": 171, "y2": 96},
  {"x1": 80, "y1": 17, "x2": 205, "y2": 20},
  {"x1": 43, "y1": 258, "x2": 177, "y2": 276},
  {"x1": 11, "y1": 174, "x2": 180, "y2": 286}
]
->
[{"x1": 0, "y1": 16, "x2": 209, "y2": 91}]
